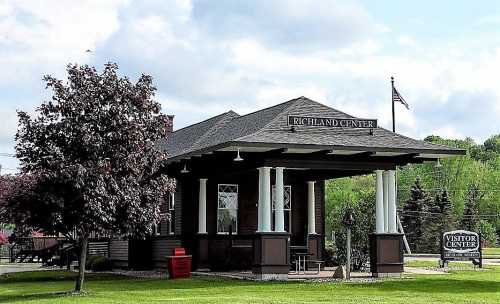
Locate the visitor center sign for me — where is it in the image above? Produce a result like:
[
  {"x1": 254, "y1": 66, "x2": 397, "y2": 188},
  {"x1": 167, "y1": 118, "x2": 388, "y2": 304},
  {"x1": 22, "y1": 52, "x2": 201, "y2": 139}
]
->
[{"x1": 441, "y1": 230, "x2": 482, "y2": 266}]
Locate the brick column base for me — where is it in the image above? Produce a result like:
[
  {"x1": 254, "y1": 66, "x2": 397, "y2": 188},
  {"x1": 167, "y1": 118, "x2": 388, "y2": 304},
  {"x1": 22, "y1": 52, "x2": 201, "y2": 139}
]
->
[
  {"x1": 195, "y1": 234, "x2": 209, "y2": 271},
  {"x1": 252, "y1": 232, "x2": 290, "y2": 280},
  {"x1": 369, "y1": 233, "x2": 404, "y2": 277}
]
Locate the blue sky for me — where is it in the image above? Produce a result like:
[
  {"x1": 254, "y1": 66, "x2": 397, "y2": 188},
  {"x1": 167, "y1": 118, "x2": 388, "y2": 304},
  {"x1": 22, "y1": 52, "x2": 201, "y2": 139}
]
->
[{"x1": 1, "y1": 0, "x2": 499, "y2": 172}]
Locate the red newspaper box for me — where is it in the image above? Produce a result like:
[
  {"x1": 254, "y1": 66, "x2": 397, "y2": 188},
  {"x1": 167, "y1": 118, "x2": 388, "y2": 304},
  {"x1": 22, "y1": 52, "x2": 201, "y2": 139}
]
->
[{"x1": 167, "y1": 247, "x2": 192, "y2": 279}]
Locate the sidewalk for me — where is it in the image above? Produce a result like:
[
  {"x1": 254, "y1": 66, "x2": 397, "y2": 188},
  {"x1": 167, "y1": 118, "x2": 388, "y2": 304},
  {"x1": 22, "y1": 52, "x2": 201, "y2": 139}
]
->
[
  {"x1": 0, "y1": 262, "x2": 44, "y2": 275},
  {"x1": 405, "y1": 256, "x2": 500, "y2": 265},
  {"x1": 405, "y1": 253, "x2": 500, "y2": 260}
]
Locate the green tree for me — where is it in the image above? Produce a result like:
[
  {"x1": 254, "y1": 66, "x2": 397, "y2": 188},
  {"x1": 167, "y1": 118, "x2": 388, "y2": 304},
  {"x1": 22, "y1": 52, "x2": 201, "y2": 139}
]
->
[
  {"x1": 401, "y1": 177, "x2": 432, "y2": 252},
  {"x1": 419, "y1": 190, "x2": 446, "y2": 253},
  {"x1": 325, "y1": 175, "x2": 374, "y2": 239},
  {"x1": 484, "y1": 134, "x2": 500, "y2": 153},
  {"x1": 436, "y1": 190, "x2": 456, "y2": 233},
  {"x1": 334, "y1": 191, "x2": 375, "y2": 270},
  {"x1": 461, "y1": 184, "x2": 481, "y2": 231},
  {"x1": 478, "y1": 220, "x2": 498, "y2": 247}
]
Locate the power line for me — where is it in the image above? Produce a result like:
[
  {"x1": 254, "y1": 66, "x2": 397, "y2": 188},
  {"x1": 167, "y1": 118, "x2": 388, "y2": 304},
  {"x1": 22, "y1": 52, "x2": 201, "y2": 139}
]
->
[
  {"x1": 0, "y1": 153, "x2": 15, "y2": 157},
  {"x1": 398, "y1": 189, "x2": 500, "y2": 192},
  {"x1": 398, "y1": 210, "x2": 500, "y2": 217}
]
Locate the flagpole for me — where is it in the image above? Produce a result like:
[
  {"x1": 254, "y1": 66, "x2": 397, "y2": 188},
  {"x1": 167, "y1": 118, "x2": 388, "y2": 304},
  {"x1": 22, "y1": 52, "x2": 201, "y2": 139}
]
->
[
  {"x1": 391, "y1": 76, "x2": 399, "y2": 243},
  {"x1": 391, "y1": 76, "x2": 395, "y2": 132}
]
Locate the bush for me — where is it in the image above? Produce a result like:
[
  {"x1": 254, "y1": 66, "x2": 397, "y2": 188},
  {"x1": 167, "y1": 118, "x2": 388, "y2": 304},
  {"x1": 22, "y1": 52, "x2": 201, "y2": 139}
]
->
[
  {"x1": 323, "y1": 242, "x2": 337, "y2": 267},
  {"x1": 85, "y1": 255, "x2": 99, "y2": 270},
  {"x1": 85, "y1": 255, "x2": 112, "y2": 271}
]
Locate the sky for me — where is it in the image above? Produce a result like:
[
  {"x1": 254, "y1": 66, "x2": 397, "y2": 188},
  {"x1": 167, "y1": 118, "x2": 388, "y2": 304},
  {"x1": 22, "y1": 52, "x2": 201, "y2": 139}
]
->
[{"x1": 1, "y1": 0, "x2": 500, "y2": 173}]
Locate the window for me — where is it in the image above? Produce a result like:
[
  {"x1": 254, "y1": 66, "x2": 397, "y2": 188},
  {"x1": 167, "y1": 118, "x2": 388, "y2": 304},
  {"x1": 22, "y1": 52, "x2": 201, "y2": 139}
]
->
[
  {"x1": 153, "y1": 192, "x2": 174, "y2": 236},
  {"x1": 167, "y1": 192, "x2": 175, "y2": 235},
  {"x1": 272, "y1": 185, "x2": 292, "y2": 232},
  {"x1": 217, "y1": 184, "x2": 238, "y2": 234},
  {"x1": 153, "y1": 222, "x2": 161, "y2": 236}
]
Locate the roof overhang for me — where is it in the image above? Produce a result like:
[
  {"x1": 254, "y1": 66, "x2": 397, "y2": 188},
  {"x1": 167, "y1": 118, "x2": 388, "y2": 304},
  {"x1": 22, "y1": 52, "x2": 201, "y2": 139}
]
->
[{"x1": 165, "y1": 141, "x2": 466, "y2": 164}]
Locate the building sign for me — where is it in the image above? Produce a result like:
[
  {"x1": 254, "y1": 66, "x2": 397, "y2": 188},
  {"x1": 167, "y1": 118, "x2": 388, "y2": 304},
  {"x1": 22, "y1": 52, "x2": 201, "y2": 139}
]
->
[
  {"x1": 441, "y1": 230, "x2": 482, "y2": 265},
  {"x1": 288, "y1": 115, "x2": 377, "y2": 129}
]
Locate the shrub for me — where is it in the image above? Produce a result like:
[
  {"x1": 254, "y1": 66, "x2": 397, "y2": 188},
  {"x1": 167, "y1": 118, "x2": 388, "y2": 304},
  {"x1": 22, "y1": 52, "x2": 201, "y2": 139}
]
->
[{"x1": 85, "y1": 255, "x2": 112, "y2": 271}]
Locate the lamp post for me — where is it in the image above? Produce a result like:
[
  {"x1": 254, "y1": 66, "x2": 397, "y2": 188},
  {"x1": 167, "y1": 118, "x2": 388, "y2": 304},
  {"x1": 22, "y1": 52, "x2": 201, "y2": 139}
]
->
[{"x1": 342, "y1": 209, "x2": 355, "y2": 280}]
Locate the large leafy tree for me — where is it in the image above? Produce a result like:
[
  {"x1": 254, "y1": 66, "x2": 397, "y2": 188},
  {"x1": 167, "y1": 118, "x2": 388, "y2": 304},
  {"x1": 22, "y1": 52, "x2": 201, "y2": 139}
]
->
[
  {"x1": 326, "y1": 176, "x2": 375, "y2": 270},
  {"x1": 13, "y1": 63, "x2": 175, "y2": 293}
]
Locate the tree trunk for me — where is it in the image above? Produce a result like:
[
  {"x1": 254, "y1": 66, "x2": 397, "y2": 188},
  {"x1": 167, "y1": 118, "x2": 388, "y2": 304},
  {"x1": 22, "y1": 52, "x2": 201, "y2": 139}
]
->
[{"x1": 74, "y1": 236, "x2": 88, "y2": 293}]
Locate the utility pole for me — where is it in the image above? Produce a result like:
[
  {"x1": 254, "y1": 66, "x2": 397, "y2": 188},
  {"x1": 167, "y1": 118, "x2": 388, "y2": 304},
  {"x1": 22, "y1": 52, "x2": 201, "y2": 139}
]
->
[{"x1": 346, "y1": 227, "x2": 351, "y2": 280}]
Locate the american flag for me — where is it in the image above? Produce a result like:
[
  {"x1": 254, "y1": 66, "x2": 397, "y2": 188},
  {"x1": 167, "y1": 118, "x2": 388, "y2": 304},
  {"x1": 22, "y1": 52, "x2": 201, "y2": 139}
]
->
[{"x1": 392, "y1": 86, "x2": 409, "y2": 109}]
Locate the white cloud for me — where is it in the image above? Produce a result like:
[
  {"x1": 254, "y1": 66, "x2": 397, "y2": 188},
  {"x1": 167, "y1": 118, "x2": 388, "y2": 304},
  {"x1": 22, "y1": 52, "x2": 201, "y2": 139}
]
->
[
  {"x1": 398, "y1": 35, "x2": 417, "y2": 47},
  {"x1": 478, "y1": 14, "x2": 500, "y2": 25},
  {"x1": 427, "y1": 126, "x2": 465, "y2": 140},
  {"x1": 254, "y1": 84, "x2": 328, "y2": 110},
  {"x1": 191, "y1": 0, "x2": 385, "y2": 52},
  {"x1": 0, "y1": 0, "x2": 126, "y2": 84}
]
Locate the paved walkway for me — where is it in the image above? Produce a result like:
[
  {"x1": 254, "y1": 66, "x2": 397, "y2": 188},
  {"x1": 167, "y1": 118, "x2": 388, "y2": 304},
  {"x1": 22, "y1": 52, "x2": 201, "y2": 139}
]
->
[
  {"x1": 0, "y1": 262, "x2": 43, "y2": 275},
  {"x1": 405, "y1": 267, "x2": 448, "y2": 275},
  {"x1": 405, "y1": 256, "x2": 500, "y2": 265},
  {"x1": 192, "y1": 269, "x2": 379, "y2": 282}
]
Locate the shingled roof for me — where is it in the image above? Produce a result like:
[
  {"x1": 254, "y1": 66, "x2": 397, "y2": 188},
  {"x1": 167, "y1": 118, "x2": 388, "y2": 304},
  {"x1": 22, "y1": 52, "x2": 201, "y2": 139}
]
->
[{"x1": 160, "y1": 97, "x2": 464, "y2": 160}]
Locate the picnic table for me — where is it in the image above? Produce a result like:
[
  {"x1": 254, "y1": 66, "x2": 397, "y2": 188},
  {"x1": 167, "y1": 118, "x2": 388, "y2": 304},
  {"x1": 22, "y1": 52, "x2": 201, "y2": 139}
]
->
[{"x1": 292, "y1": 252, "x2": 313, "y2": 274}]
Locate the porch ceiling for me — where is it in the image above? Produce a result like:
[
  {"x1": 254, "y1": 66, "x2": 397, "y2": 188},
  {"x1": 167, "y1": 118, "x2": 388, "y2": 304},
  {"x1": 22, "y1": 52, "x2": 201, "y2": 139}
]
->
[{"x1": 164, "y1": 146, "x2": 431, "y2": 180}]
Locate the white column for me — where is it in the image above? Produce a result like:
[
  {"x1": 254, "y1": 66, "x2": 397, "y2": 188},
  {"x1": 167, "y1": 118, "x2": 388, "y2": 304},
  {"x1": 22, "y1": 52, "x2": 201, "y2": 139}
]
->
[
  {"x1": 375, "y1": 170, "x2": 384, "y2": 234},
  {"x1": 258, "y1": 167, "x2": 272, "y2": 232},
  {"x1": 257, "y1": 168, "x2": 263, "y2": 232},
  {"x1": 198, "y1": 178, "x2": 207, "y2": 234},
  {"x1": 388, "y1": 170, "x2": 397, "y2": 233},
  {"x1": 307, "y1": 181, "x2": 316, "y2": 235},
  {"x1": 274, "y1": 167, "x2": 285, "y2": 232},
  {"x1": 383, "y1": 171, "x2": 389, "y2": 232}
]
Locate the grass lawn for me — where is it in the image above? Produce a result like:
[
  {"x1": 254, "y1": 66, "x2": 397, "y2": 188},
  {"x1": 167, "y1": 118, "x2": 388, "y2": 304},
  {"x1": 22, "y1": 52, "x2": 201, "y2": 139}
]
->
[{"x1": 1, "y1": 267, "x2": 499, "y2": 304}]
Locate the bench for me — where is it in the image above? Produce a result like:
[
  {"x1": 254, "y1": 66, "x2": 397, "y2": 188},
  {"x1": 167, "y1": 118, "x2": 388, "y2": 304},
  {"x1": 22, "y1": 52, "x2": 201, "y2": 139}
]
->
[
  {"x1": 291, "y1": 259, "x2": 325, "y2": 274},
  {"x1": 306, "y1": 260, "x2": 324, "y2": 274}
]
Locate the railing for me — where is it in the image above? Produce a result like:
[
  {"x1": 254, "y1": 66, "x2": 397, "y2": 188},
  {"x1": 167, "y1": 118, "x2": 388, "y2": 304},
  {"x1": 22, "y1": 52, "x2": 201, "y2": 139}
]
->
[
  {"x1": 88, "y1": 240, "x2": 110, "y2": 257},
  {"x1": 0, "y1": 244, "x2": 9, "y2": 260},
  {"x1": 4, "y1": 237, "x2": 108, "y2": 266}
]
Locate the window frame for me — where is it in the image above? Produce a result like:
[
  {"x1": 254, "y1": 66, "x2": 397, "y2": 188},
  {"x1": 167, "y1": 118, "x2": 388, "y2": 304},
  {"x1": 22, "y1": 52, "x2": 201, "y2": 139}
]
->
[
  {"x1": 167, "y1": 192, "x2": 175, "y2": 235},
  {"x1": 272, "y1": 185, "x2": 292, "y2": 233},
  {"x1": 217, "y1": 184, "x2": 239, "y2": 235},
  {"x1": 153, "y1": 222, "x2": 161, "y2": 236}
]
